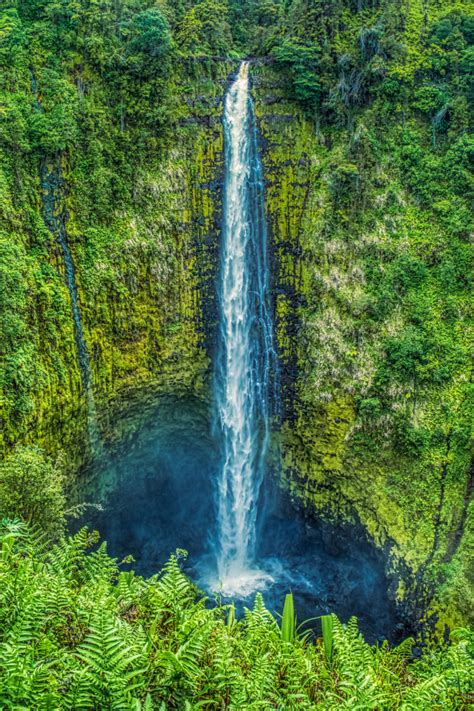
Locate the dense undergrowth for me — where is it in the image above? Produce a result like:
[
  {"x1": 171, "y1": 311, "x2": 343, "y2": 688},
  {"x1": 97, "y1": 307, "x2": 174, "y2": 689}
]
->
[
  {"x1": 0, "y1": 521, "x2": 472, "y2": 710},
  {"x1": 0, "y1": 0, "x2": 473, "y2": 699}
]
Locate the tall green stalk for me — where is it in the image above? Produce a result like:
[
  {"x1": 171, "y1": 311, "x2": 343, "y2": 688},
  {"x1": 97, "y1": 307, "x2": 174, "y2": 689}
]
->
[
  {"x1": 321, "y1": 614, "x2": 334, "y2": 665},
  {"x1": 281, "y1": 592, "x2": 296, "y2": 643}
]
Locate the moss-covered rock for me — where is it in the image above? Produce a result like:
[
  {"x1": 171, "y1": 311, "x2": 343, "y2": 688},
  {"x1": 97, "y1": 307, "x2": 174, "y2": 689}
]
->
[
  {"x1": 252, "y1": 61, "x2": 472, "y2": 633},
  {"x1": 1, "y1": 57, "x2": 236, "y2": 470}
]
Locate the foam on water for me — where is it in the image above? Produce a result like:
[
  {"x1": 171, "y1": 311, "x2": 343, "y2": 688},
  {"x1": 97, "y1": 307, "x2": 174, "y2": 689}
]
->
[{"x1": 208, "y1": 567, "x2": 275, "y2": 599}]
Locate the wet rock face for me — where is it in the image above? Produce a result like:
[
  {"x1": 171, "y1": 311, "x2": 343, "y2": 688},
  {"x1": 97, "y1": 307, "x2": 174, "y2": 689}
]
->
[{"x1": 250, "y1": 78, "x2": 308, "y2": 422}]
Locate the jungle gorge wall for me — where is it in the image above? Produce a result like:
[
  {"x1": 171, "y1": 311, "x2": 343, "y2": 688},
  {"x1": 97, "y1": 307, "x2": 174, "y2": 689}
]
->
[
  {"x1": 251, "y1": 59, "x2": 472, "y2": 635},
  {"x1": 2, "y1": 48, "x2": 237, "y2": 464}
]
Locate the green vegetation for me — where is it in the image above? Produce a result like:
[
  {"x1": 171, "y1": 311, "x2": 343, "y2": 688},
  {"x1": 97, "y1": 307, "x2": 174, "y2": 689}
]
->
[
  {"x1": 1, "y1": 521, "x2": 472, "y2": 709},
  {"x1": 0, "y1": 446, "x2": 65, "y2": 538},
  {"x1": 0, "y1": 0, "x2": 473, "y2": 702},
  {"x1": 249, "y1": 0, "x2": 473, "y2": 635},
  {"x1": 0, "y1": 0, "x2": 238, "y2": 460}
]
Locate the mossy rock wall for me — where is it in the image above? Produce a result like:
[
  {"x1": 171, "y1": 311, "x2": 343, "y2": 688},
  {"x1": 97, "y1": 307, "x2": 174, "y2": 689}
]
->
[
  {"x1": 1, "y1": 59, "x2": 237, "y2": 468},
  {"x1": 252, "y1": 62, "x2": 472, "y2": 632}
]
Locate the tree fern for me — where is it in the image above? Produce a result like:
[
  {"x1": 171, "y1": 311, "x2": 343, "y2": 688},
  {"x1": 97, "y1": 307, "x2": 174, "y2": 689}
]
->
[{"x1": 207, "y1": 629, "x2": 241, "y2": 705}]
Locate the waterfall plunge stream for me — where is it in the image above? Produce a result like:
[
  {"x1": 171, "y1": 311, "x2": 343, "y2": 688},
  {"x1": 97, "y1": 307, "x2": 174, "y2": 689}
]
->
[
  {"x1": 212, "y1": 62, "x2": 278, "y2": 595},
  {"x1": 40, "y1": 160, "x2": 99, "y2": 452}
]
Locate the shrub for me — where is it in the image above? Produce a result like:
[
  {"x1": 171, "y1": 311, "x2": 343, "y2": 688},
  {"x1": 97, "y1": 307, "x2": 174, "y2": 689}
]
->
[{"x1": 0, "y1": 446, "x2": 65, "y2": 537}]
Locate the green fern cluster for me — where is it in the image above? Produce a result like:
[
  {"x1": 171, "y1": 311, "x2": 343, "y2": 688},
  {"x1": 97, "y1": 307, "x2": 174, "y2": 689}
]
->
[{"x1": 0, "y1": 521, "x2": 472, "y2": 710}]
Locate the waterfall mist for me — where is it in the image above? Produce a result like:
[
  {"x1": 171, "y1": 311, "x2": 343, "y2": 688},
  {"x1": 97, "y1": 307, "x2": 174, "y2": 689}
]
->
[{"x1": 74, "y1": 396, "x2": 403, "y2": 643}]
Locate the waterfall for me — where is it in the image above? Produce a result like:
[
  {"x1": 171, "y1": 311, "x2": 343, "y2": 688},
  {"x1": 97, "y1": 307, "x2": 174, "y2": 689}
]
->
[
  {"x1": 40, "y1": 160, "x2": 99, "y2": 451},
  {"x1": 31, "y1": 70, "x2": 99, "y2": 452},
  {"x1": 213, "y1": 62, "x2": 278, "y2": 595}
]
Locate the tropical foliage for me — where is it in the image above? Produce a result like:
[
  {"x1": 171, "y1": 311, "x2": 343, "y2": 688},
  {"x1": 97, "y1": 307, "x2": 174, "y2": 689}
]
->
[
  {"x1": 0, "y1": 521, "x2": 472, "y2": 710},
  {"x1": 0, "y1": 446, "x2": 65, "y2": 537},
  {"x1": 250, "y1": 0, "x2": 473, "y2": 633},
  {"x1": 0, "y1": 0, "x2": 472, "y2": 704}
]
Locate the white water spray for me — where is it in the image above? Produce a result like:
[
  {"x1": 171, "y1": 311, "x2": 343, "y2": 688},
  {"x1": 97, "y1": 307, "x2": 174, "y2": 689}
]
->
[{"x1": 213, "y1": 62, "x2": 277, "y2": 596}]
